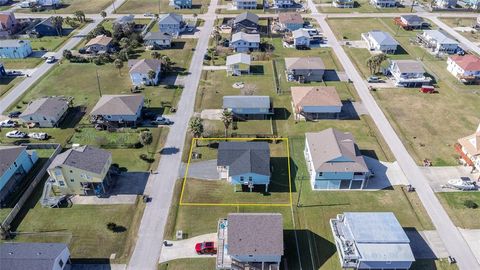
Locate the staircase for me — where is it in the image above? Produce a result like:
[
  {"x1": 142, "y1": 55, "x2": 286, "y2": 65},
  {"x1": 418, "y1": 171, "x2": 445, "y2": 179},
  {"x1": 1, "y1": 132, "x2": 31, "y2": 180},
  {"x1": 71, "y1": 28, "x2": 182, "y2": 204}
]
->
[{"x1": 40, "y1": 179, "x2": 65, "y2": 208}]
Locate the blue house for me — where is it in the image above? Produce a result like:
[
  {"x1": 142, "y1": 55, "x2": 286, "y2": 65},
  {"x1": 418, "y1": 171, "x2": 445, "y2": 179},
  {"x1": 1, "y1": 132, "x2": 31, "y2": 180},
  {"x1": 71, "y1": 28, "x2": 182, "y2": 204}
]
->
[
  {"x1": 170, "y1": 0, "x2": 192, "y2": 9},
  {"x1": 90, "y1": 94, "x2": 144, "y2": 126},
  {"x1": 0, "y1": 146, "x2": 38, "y2": 204},
  {"x1": 158, "y1": 13, "x2": 184, "y2": 37},
  {"x1": 217, "y1": 142, "x2": 271, "y2": 192},
  {"x1": 127, "y1": 59, "x2": 161, "y2": 86},
  {"x1": 0, "y1": 40, "x2": 32, "y2": 58},
  {"x1": 305, "y1": 128, "x2": 370, "y2": 190},
  {"x1": 31, "y1": 17, "x2": 61, "y2": 37},
  {"x1": 223, "y1": 96, "x2": 273, "y2": 119}
]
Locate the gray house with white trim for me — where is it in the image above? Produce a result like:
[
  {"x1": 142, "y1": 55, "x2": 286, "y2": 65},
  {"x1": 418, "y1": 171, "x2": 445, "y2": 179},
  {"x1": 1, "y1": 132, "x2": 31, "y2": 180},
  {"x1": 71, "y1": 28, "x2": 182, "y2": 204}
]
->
[
  {"x1": 362, "y1": 30, "x2": 399, "y2": 54},
  {"x1": 231, "y1": 32, "x2": 260, "y2": 52},
  {"x1": 19, "y1": 96, "x2": 69, "y2": 127},
  {"x1": 1, "y1": 242, "x2": 71, "y2": 270}
]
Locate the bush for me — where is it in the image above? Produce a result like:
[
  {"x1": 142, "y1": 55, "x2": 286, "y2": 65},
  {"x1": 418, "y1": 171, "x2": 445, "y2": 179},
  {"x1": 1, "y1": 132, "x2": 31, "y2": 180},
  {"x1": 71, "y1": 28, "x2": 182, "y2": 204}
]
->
[
  {"x1": 464, "y1": 200, "x2": 478, "y2": 209},
  {"x1": 93, "y1": 58, "x2": 102, "y2": 65},
  {"x1": 107, "y1": 222, "x2": 117, "y2": 231}
]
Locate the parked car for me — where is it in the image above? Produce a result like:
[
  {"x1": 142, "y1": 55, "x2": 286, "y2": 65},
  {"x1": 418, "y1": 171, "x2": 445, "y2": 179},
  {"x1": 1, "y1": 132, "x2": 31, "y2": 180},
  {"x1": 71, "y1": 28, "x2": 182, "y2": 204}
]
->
[
  {"x1": 46, "y1": 56, "x2": 56, "y2": 63},
  {"x1": 28, "y1": 132, "x2": 48, "y2": 140},
  {"x1": 6, "y1": 130, "x2": 27, "y2": 138},
  {"x1": 0, "y1": 119, "x2": 17, "y2": 127},
  {"x1": 195, "y1": 242, "x2": 216, "y2": 255},
  {"x1": 152, "y1": 116, "x2": 172, "y2": 125},
  {"x1": 367, "y1": 76, "x2": 381, "y2": 83},
  {"x1": 8, "y1": 111, "x2": 22, "y2": 118},
  {"x1": 144, "y1": 12, "x2": 154, "y2": 17}
]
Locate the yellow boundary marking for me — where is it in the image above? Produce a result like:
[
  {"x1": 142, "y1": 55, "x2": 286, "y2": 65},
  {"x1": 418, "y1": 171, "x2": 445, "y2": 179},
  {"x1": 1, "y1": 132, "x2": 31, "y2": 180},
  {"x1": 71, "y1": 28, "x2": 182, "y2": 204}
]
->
[{"x1": 179, "y1": 137, "x2": 292, "y2": 207}]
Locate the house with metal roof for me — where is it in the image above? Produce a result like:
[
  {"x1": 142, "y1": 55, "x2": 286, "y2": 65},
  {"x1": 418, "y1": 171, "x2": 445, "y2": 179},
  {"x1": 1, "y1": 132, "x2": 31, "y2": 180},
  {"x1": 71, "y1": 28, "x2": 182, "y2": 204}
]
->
[
  {"x1": 278, "y1": 13, "x2": 304, "y2": 31},
  {"x1": 232, "y1": 0, "x2": 257, "y2": 9},
  {"x1": 394, "y1": 15, "x2": 425, "y2": 30},
  {"x1": 128, "y1": 59, "x2": 162, "y2": 86},
  {"x1": 144, "y1": 31, "x2": 172, "y2": 48},
  {"x1": 305, "y1": 128, "x2": 370, "y2": 190},
  {"x1": 158, "y1": 13, "x2": 185, "y2": 37},
  {"x1": 19, "y1": 96, "x2": 70, "y2": 127},
  {"x1": 292, "y1": 28, "x2": 311, "y2": 48},
  {"x1": 291, "y1": 86, "x2": 342, "y2": 120},
  {"x1": 330, "y1": 212, "x2": 415, "y2": 269},
  {"x1": 0, "y1": 242, "x2": 70, "y2": 270},
  {"x1": 447, "y1": 55, "x2": 480, "y2": 83},
  {"x1": 362, "y1": 30, "x2": 399, "y2": 54},
  {"x1": 85, "y1": 34, "x2": 113, "y2": 54},
  {"x1": 388, "y1": 60, "x2": 431, "y2": 87},
  {"x1": 226, "y1": 53, "x2": 251, "y2": 76},
  {"x1": 231, "y1": 12, "x2": 259, "y2": 33},
  {"x1": 285, "y1": 57, "x2": 325, "y2": 83},
  {"x1": 216, "y1": 213, "x2": 283, "y2": 269},
  {"x1": 418, "y1": 30, "x2": 459, "y2": 54},
  {"x1": 170, "y1": 0, "x2": 192, "y2": 9},
  {"x1": 370, "y1": 0, "x2": 397, "y2": 7},
  {"x1": 47, "y1": 145, "x2": 112, "y2": 195},
  {"x1": 456, "y1": 123, "x2": 480, "y2": 169},
  {"x1": 230, "y1": 32, "x2": 260, "y2": 52},
  {"x1": 0, "y1": 39, "x2": 32, "y2": 58},
  {"x1": 90, "y1": 94, "x2": 144, "y2": 125},
  {"x1": 217, "y1": 142, "x2": 271, "y2": 192},
  {"x1": 0, "y1": 146, "x2": 38, "y2": 205},
  {"x1": 332, "y1": 0, "x2": 354, "y2": 8},
  {"x1": 223, "y1": 96, "x2": 273, "y2": 119}
]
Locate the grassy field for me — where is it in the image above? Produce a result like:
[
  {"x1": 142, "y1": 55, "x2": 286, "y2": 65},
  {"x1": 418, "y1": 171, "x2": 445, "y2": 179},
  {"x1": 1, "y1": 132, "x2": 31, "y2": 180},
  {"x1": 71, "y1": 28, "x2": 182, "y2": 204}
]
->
[
  {"x1": 437, "y1": 192, "x2": 480, "y2": 229},
  {"x1": 440, "y1": 17, "x2": 480, "y2": 43},
  {"x1": 17, "y1": 0, "x2": 112, "y2": 14},
  {"x1": 328, "y1": 17, "x2": 480, "y2": 166},
  {"x1": 316, "y1": 0, "x2": 415, "y2": 13},
  {"x1": 1, "y1": 58, "x2": 43, "y2": 69},
  {"x1": 158, "y1": 259, "x2": 216, "y2": 270},
  {"x1": 117, "y1": 0, "x2": 209, "y2": 14}
]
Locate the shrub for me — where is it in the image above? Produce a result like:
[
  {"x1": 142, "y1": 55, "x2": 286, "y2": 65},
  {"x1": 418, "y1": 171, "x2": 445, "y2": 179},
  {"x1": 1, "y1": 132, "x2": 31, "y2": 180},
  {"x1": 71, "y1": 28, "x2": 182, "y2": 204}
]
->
[
  {"x1": 93, "y1": 58, "x2": 102, "y2": 65},
  {"x1": 107, "y1": 222, "x2": 117, "y2": 231},
  {"x1": 464, "y1": 200, "x2": 478, "y2": 209}
]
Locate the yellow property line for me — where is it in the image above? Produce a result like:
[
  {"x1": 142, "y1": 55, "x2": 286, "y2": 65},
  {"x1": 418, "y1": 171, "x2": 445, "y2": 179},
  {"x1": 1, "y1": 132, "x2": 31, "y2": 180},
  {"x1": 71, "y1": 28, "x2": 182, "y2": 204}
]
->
[{"x1": 179, "y1": 137, "x2": 293, "y2": 207}]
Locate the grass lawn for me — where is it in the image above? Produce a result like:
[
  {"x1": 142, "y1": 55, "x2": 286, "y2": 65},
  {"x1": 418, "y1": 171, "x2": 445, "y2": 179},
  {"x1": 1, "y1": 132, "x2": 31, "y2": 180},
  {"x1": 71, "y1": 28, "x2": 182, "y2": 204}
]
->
[
  {"x1": 316, "y1": 0, "x2": 415, "y2": 13},
  {"x1": 1, "y1": 58, "x2": 43, "y2": 69},
  {"x1": 135, "y1": 38, "x2": 198, "y2": 71},
  {"x1": 440, "y1": 17, "x2": 480, "y2": 43},
  {"x1": 0, "y1": 127, "x2": 76, "y2": 147},
  {"x1": 437, "y1": 192, "x2": 480, "y2": 229},
  {"x1": 0, "y1": 76, "x2": 23, "y2": 98},
  {"x1": 158, "y1": 258, "x2": 216, "y2": 270},
  {"x1": 116, "y1": 0, "x2": 209, "y2": 14},
  {"x1": 328, "y1": 17, "x2": 480, "y2": 166},
  {"x1": 17, "y1": 0, "x2": 112, "y2": 14}
]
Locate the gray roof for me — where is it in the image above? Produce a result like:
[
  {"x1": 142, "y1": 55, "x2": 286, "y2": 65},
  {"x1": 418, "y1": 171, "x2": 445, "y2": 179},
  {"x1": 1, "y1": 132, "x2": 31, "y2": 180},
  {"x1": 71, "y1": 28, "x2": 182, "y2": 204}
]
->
[
  {"x1": 234, "y1": 12, "x2": 259, "y2": 25},
  {"x1": 49, "y1": 145, "x2": 111, "y2": 174},
  {"x1": 217, "y1": 142, "x2": 270, "y2": 177},
  {"x1": 292, "y1": 28, "x2": 310, "y2": 39},
  {"x1": 227, "y1": 213, "x2": 283, "y2": 256},
  {"x1": 223, "y1": 96, "x2": 270, "y2": 110},
  {"x1": 392, "y1": 60, "x2": 425, "y2": 73},
  {"x1": 144, "y1": 31, "x2": 172, "y2": 41},
  {"x1": 231, "y1": 32, "x2": 260, "y2": 43},
  {"x1": 158, "y1": 13, "x2": 183, "y2": 25},
  {"x1": 0, "y1": 146, "x2": 27, "y2": 177},
  {"x1": 19, "y1": 96, "x2": 69, "y2": 119},
  {"x1": 367, "y1": 30, "x2": 399, "y2": 46},
  {"x1": 401, "y1": 15, "x2": 424, "y2": 25},
  {"x1": 35, "y1": 17, "x2": 54, "y2": 28},
  {"x1": 0, "y1": 242, "x2": 68, "y2": 270},
  {"x1": 344, "y1": 212, "x2": 410, "y2": 243},
  {"x1": 90, "y1": 94, "x2": 144, "y2": 116},
  {"x1": 285, "y1": 57, "x2": 325, "y2": 71},
  {"x1": 423, "y1": 30, "x2": 458, "y2": 45},
  {"x1": 115, "y1": 14, "x2": 135, "y2": 24},
  {"x1": 0, "y1": 39, "x2": 30, "y2": 48},
  {"x1": 226, "y1": 53, "x2": 251, "y2": 66},
  {"x1": 128, "y1": 59, "x2": 161, "y2": 74},
  {"x1": 305, "y1": 128, "x2": 369, "y2": 173}
]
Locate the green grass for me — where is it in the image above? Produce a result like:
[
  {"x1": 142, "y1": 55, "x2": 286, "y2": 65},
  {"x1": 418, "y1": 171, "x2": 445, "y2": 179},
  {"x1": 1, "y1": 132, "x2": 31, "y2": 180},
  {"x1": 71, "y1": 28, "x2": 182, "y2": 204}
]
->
[
  {"x1": 1, "y1": 58, "x2": 43, "y2": 69},
  {"x1": 0, "y1": 127, "x2": 76, "y2": 147},
  {"x1": 317, "y1": 0, "x2": 415, "y2": 13},
  {"x1": 440, "y1": 17, "x2": 480, "y2": 43},
  {"x1": 0, "y1": 76, "x2": 23, "y2": 98},
  {"x1": 17, "y1": 0, "x2": 112, "y2": 14},
  {"x1": 158, "y1": 258, "x2": 216, "y2": 270},
  {"x1": 116, "y1": 0, "x2": 209, "y2": 14},
  {"x1": 437, "y1": 192, "x2": 480, "y2": 229}
]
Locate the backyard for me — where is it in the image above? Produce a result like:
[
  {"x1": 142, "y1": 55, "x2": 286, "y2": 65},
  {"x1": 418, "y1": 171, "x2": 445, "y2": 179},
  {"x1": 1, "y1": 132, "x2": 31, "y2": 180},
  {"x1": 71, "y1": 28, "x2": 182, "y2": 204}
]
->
[{"x1": 116, "y1": 0, "x2": 209, "y2": 14}]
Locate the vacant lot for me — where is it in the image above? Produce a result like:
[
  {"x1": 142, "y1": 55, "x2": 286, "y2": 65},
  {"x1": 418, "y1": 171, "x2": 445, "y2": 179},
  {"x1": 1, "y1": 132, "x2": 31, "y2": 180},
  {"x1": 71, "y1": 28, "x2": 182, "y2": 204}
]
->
[
  {"x1": 158, "y1": 259, "x2": 216, "y2": 270},
  {"x1": 437, "y1": 192, "x2": 480, "y2": 229},
  {"x1": 316, "y1": 0, "x2": 414, "y2": 13},
  {"x1": 17, "y1": 0, "x2": 112, "y2": 14},
  {"x1": 117, "y1": 0, "x2": 209, "y2": 14},
  {"x1": 328, "y1": 17, "x2": 480, "y2": 165},
  {"x1": 440, "y1": 17, "x2": 480, "y2": 43}
]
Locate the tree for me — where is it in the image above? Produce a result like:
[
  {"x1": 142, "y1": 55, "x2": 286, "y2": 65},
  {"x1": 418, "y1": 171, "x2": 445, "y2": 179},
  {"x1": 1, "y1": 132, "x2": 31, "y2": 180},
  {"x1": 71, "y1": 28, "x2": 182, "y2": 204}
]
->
[
  {"x1": 63, "y1": 49, "x2": 73, "y2": 60},
  {"x1": 100, "y1": 11, "x2": 107, "y2": 19},
  {"x1": 161, "y1": 55, "x2": 172, "y2": 72},
  {"x1": 220, "y1": 109, "x2": 233, "y2": 138},
  {"x1": 73, "y1": 10, "x2": 86, "y2": 23},
  {"x1": 51, "y1": 16, "x2": 64, "y2": 37},
  {"x1": 373, "y1": 53, "x2": 387, "y2": 74},
  {"x1": 151, "y1": 51, "x2": 161, "y2": 59},
  {"x1": 366, "y1": 56, "x2": 376, "y2": 75},
  {"x1": 119, "y1": 37, "x2": 130, "y2": 49},
  {"x1": 139, "y1": 131, "x2": 153, "y2": 153},
  {"x1": 188, "y1": 117, "x2": 204, "y2": 146},
  {"x1": 148, "y1": 70, "x2": 157, "y2": 85},
  {"x1": 114, "y1": 58, "x2": 124, "y2": 75}
]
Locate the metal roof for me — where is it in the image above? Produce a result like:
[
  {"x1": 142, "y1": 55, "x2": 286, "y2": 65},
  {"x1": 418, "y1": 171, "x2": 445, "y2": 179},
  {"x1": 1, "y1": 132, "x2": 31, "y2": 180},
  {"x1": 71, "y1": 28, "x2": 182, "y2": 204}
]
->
[
  {"x1": 292, "y1": 28, "x2": 310, "y2": 39},
  {"x1": 344, "y1": 212, "x2": 410, "y2": 243},
  {"x1": 217, "y1": 142, "x2": 270, "y2": 177},
  {"x1": 367, "y1": 30, "x2": 399, "y2": 46},
  {"x1": 0, "y1": 242, "x2": 68, "y2": 270},
  {"x1": 226, "y1": 53, "x2": 251, "y2": 66},
  {"x1": 223, "y1": 96, "x2": 270, "y2": 110},
  {"x1": 231, "y1": 32, "x2": 260, "y2": 43},
  {"x1": 423, "y1": 30, "x2": 458, "y2": 45}
]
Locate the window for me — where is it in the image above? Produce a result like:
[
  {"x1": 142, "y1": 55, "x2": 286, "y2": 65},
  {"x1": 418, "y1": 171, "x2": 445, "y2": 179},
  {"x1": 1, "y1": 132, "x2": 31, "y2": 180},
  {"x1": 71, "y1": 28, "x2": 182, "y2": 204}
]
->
[
  {"x1": 240, "y1": 176, "x2": 244, "y2": 181},
  {"x1": 13, "y1": 162, "x2": 17, "y2": 167},
  {"x1": 318, "y1": 172, "x2": 323, "y2": 177},
  {"x1": 248, "y1": 176, "x2": 253, "y2": 181},
  {"x1": 70, "y1": 170, "x2": 73, "y2": 173},
  {"x1": 70, "y1": 179, "x2": 74, "y2": 182},
  {"x1": 59, "y1": 259, "x2": 64, "y2": 268},
  {"x1": 58, "y1": 181, "x2": 65, "y2": 186}
]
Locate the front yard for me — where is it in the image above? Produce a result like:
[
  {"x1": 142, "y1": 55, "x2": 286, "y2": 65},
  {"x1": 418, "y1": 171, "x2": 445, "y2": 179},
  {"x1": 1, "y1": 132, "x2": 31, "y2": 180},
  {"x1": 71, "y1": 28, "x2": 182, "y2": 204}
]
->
[
  {"x1": 116, "y1": 0, "x2": 209, "y2": 14},
  {"x1": 437, "y1": 192, "x2": 480, "y2": 229},
  {"x1": 17, "y1": 0, "x2": 112, "y2": 14}
]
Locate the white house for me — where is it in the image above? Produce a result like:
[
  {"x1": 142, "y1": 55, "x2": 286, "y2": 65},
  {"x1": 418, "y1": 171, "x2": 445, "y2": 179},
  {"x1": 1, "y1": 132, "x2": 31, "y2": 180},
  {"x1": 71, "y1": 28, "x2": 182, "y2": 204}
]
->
[
  {"x1": 226, "y1": 53, "x2": 251, "y2": 76},
  {"x1": 232, "y1": 0, "x2": 257, "y2": 9},
  {"x1": 1, "y1": 242, "x2": 70, "y2": 270},
  {"x1": 230, "y1": 32, "x2": 260, "y2": 52},
  {"x1": 419, "y1": 30, "x2": 459, "y2": 54},
  {"x1": 292, "y1": 28, "x2": 311, "y2": 48},
  {"x1": 389, "y1": 60, "x2": 431, "y2": 87},
  {"x1": 435, "y1": 0, "x2": 457, "y2": 8},
  {"x1": 362, "y1": 30, "x2": 399, "y2": 54},
  {"x1": 447, "y1": 55, "x2": 480, "y2": 83},
  {"x1": 370, "y1": 0, "x2": 397, "y2": 7}
]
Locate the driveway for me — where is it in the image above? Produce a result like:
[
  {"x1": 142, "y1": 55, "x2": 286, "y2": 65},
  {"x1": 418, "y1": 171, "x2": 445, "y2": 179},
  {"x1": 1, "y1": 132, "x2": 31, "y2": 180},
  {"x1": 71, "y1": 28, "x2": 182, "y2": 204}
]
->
[
  {"x1": 201, "y1": 109, "x2": 222, "y2": 120},
  {"x1": 180, "y1": 159, "x2": 219, "y2": 180},
  {"x1": 203, "y1": 65, "x2": 227, "y2": 71},
  {"x1": 460, "y1": 229, "x2": 480, "y2": 264},
  {"x1": 420, "y1": 166, "x2": 477, "y2": 192},
  {"x1": 159, "y1": 233, "x2": 217, "y2": 263},
  {"x1": 71, "y1": 264, "x2": 127, "y2": 270},
  {"x1": 363, "y1": 156, "x2": 409, "y2": 190},
  {"x1": 406, "y1": 230, "x2": 449, "y2": 259}
]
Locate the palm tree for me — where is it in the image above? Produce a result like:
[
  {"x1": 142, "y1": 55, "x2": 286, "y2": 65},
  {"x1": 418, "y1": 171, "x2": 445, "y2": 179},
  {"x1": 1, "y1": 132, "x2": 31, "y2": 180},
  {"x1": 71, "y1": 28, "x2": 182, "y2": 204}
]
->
[
  {"x1": 114, "y1": 59, "x2": 124, "y2": 75},
  {"x1": 51, "y1": 16, "x2": 64, "y2": 37},
  {"x1": 374, "y1": 53, "x2": 388, "y2": 74},
  {"x1": 139, "y1": 131, "x2": 153, "y2": 153},
  {"x1": 366, "y1": 56, "x2": 376, "y2": 75},
  {"x1": 220, "y1": 109, "x2": 233, "y2": 138},
  {"x1": 147, "y1": 70, "x2": 157, "y2": 85},
  {"x1": 73, "y1": 10, "x2": 86, "y2": 22},
  {"x1": 100, "y1": 11, "x2": 107, "y2": 19},
  {"x1": 188, "y1": 117, "x2": 204, "y2": 147},
  {"x1": 151, "y1": 51, "x2": 161, "y2": 60},
  {"x1": 161, "y1": 55, "x2": 172, "y2": 72}
]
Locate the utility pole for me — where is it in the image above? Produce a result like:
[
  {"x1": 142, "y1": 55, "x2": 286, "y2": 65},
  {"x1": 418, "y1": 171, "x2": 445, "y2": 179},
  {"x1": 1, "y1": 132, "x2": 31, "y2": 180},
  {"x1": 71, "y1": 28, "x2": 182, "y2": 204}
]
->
[
  {"x1": 112, "y1": 0, "x2": 116, "y2": 13},
  {"x1": 410, "y1": 0, "x2": 415, "y2": 12},
  {"x1": 96, "y1": 69, "x2": 102, "y2": 97}
]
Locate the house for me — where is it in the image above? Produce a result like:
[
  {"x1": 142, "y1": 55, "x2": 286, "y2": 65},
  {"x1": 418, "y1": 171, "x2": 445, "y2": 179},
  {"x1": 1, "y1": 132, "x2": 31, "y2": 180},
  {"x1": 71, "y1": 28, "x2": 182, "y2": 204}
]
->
[
  {"x1": 230, "y1": 32, "x2": 260, "y2": 52},
  {"x1": 170, "y1": 0, "x2": 192, "y2": 8},
  {"x1": 114, "y1": 14, "x2": 135, "y2": 26},
  {"x1": 273, "y1": 0, "x2": 295, "y2": 8},
  {"x1": 0, "y1": 62, "x2": 5, "y2": 76},
  {"x1": 158, "y1": 13, "x2": 184, "y2": 37},
  {"x1": 19, "y1": 96, "x2": 69, "y2": 127},
  {"x1": 217, "y1": 142, "x2": 271, "y2": 192},
  {"x1": 143, "y1": 32, "x2": 173, "y2": 48},
  {"x1": 435, "y1": 0, "x2": 457, "y2": 8},
  {"x1": 305, "y1": 128, "x2": 370, "y2": 190},
  {"x1": 394, "y1": 15, "x2": 425, "y2": 30},
  {"x1": 0, "y1": 0, "x2": 8, "y2": 5},
  {"x1": 291, "y1": 86, "x2": 342, "y2": 120},
  {"x1": 0, "y1": 146, "x2": 38, "y2": 204},
  {"x1": 285, "y1": 57, "x2": 325, "y2": 83},
  {"x1": 0, "y1": 40, "x2": 32, "y2": 58},
  {"x1": 0, "y1": 12, "x2": 18, "y2": 37},
  {"x1": 216, "y1": 213, "x2": 283, "y2": 269},
  {"x1": 447, "y1": 55, "x2": 480, "y2": 83},
  {"x1": 389, "y1": 60, "x2": 431, "y2": 87},
  {"x1": 278, "y1": 13, "x2": 304, "y2": 31},
  {"x1": 370, "y1": 0, "x2": 397, "y2": 7},
  {"x1": 233, "y1": 0, "x2": 257, "y2": 9},
  {"x1": 418, "y1": 30, "x2": 459, "y2": 54},
  {"x1": 90, "y1": 94, "x2": 144, "y2": 125},
  {"x1": 36, "y1": 0, "x2": 61, "y2": 6},
  {"x1": 226, "y1": 53, "x2": 251, "y2": 76},
  {"x1": 456, "y1": 123, "x2": 480, "y2": 169},
  {"x1": 223, "y1": 96, "x2": 273, "y2": 119},
  {"x1": 128, "y1": 59, "x2": 162, "y2": 86},
  {"x1": 331, "y1": 212, "x2": 415, "y2": 269},
  {"x1": 292, "y1": 28, "x2": 311, "y2": 48},
  {"x1": 466, "y1": 0, "x2": 480, "y2": 9},
  {"x1": 1, "y1": 242, "x2": 70, "y2": 270},
  {"x1": 231, "y1": 12, "x2": 259, "y2": 33},
  {"x1": 84, "y1": 34, "x2": 113, "y2": 54},
  {"x1": 31, "y1": 17, "x2": 62, "y2": 37},
  {"x1": 362, "y1": 30, "x2": 399, "y2": 54},
  {"x1": 332, "y1": 0, "x2": 354, "y2": 8},
  {"x1": 47, "y1": 145, "x2": 112, "y2": 196}
]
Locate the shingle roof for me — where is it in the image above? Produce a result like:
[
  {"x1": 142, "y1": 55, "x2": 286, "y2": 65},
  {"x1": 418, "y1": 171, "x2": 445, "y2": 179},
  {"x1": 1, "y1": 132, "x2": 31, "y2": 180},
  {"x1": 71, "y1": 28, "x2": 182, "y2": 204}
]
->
[
  {"x1": 49, "y1": 145, "x2": 111, "y2": 174},
  {"x1": 0, "y1": 146, "x2": 26, "y2": 177},
  {"x1": 291, "y1": 86, "x2": 342, "y2": 110},
  {"x1": 217, "y1": 142, "x2": 270, "y2": 177},
  {"x1": 0, "y1": 242, "x2": 68, "y2": 270},
  {"x1": 231, "y1": 32, "x2": 260, "y2": 43},
  {"x1": 227, "y1": 213, "x2": 283, "y2": 256},
  {"x1": 285, "y1": 57, "x2": 324, "y2": 70},
  {"x1": 144, "y1": 31, "x2": 172, "y2": 41},
  {"x1": 366, "y1": 30, "x2": 399, "y2": 46},
  {"x1": 226, "y1": 53, "x2": 251, "y2": 66},
  {"x1": 90, "y1": 95, "x2": 144, "y2": 116},
  {"x1": 234, "y1": 12, "x2": 259, "y2": 25},
  {"x1": 423, "y1": 30, "x2": 458, "y2": 45},
  {"x1": 115, "y1": 14, "x2": 135, "y2": 24},
  {"x1": 0, "y1": 39, "x2": 30, "y2": 48},
  {"x1": 458, "y1": 124, "x2": 480, "y2": 156},
  {"x1": 0, "y1": 12, "x2": 15, "y2": 28},
  {"x1": 449, "y1": 55, "x2": 480, "y2": 71},
  {"x1": 401, "y1": 15, "x2": 424, "y2": 25},
  {"x1": 158, "y1": 13, "x2": 183, "y2": 25},
  {"x1": 306, "y1": 128, "x2": 369, "y2": 172},
  {"x1": 128, "y1": 59, "x2": 161, "y2": 74},
  {"x1": 19, "y1": 96, "x2": 69, "y2": 119},
  {"x1": 223, "y1": 96, "x2": 270, "y2": 110},
  {"x1": 392, "y1": 60, "x2": 425, "y2": 74},
  {"x1": 85, "y1": 34, "x2": 112, "y2": 47},
  {"x1": 278, "y1": 13, "x2": 303, "y2": 24}
]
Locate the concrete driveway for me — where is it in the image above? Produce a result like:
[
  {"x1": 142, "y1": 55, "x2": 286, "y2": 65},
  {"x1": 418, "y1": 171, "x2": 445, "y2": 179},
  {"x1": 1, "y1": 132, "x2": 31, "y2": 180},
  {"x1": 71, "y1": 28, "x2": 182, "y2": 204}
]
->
[
  {"x1": 180, "y1": 159, "x2": 219, "y2": 180},
  {"x1": 159, "y1": 233, "x2": 217, "y2": 263},
  {"x1": 363, "y1": 156, "x2": 409, "y2": 190},
  {"x1": 460, "y1": 229, "x2": 480, "y2": 264},
  {"x1": 420, "y1": 166, "x2": 477, "y2": 192},
  {"x1": 406, "y1": 230, "x2": 449, "y2": 259}
]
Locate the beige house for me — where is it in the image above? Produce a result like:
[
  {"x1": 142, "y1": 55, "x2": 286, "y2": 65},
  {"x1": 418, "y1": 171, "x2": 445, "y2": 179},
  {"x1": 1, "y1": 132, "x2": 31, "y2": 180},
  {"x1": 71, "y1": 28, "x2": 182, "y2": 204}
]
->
[
  {"x1": 47, "y1": 145, "x2": 112, "y2": 196},
  {"x1": 19, "y1": 97, "x2": 69, "y2": 127},
  {"x1": 291, "y1": 86, "x2": 342, "y2": 120},
  {"x1": 456, "y1": 123, "x2": 480, "y2": 170},
  {"x1": 85, "y1": 34, "x2": 113, "y2": 53}
]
